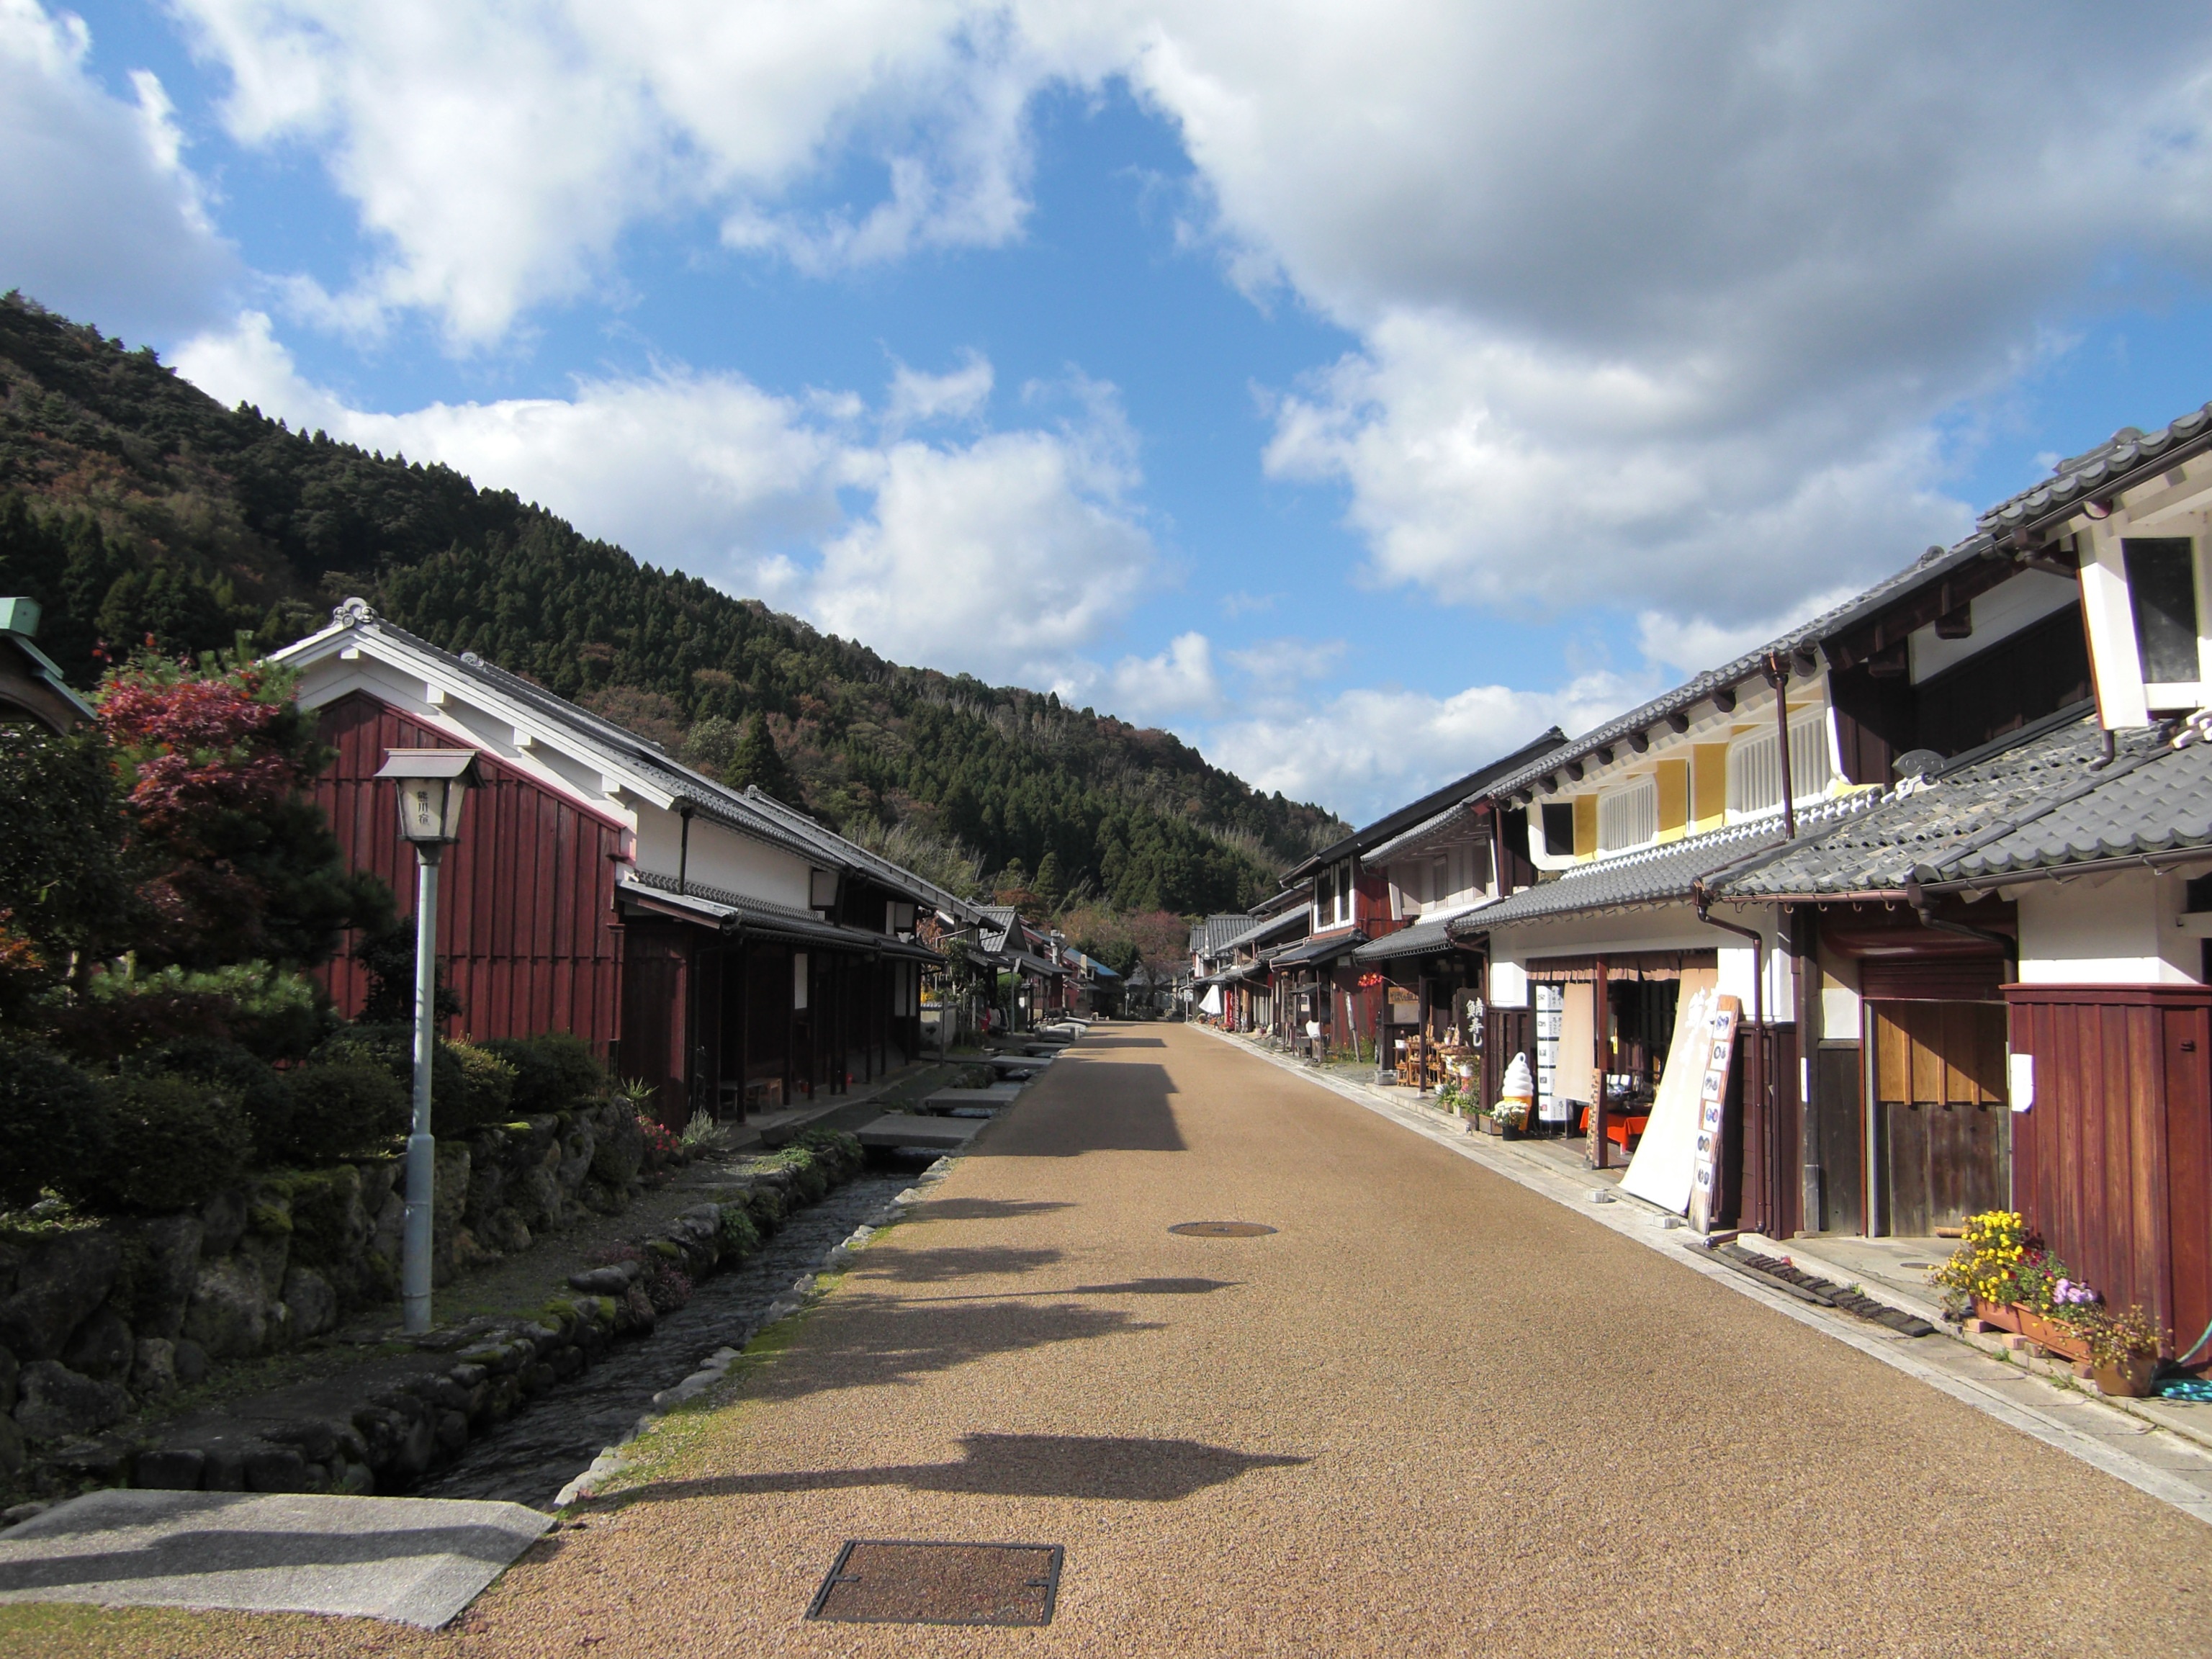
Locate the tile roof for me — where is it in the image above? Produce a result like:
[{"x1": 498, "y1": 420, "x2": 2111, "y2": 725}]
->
[
  {"x1": 1286, "y1": 727, "x2": 1568, "y2": 878},
  {"x1": 282, "y1": 602, "x2": 982, "y2": 920},
  {"x1": 1217, "y1": 909, "x2": 1308, "y2": 953},
  {"x1": 617, "y1": 872, "x2": 943, "y2": 961},
  {"x1": 1709, "y1": 704, "x2": 2180, "y2": 897},
  {"x1": 1977, "y1": 402, "x2": 2212, "y2": 541},
  {"x1": 1190, "y1": 913, "x2": 1258, "y2": 956},
  {"x1": 1464, "y1": 793, "x2": 1885, "y2": 929},
  {"x1": 1351, "y1": 909, "x2": 1480, "y2": 962}
]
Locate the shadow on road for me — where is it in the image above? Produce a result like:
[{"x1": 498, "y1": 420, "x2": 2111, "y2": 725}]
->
[
  {"x1": 914, "y1": 1198, "x2": 1076, "y2": 1223},
  {"x1": 850, "y1": 1245, "x2": 1065, "y2": 1283},
  {"x1": 977, "y1": 1061, "x2": 1186, "y2": 1157},
  {"x1": 1076, "y1": 1036, "x2": 1166, "y2": 1048},
  {"x1": 740, "y1": 1296, "x2": 1162, "y2": 1403},
  {"x1": 603, "y1": 1432, "x2": 1308, "y2": 1507}
]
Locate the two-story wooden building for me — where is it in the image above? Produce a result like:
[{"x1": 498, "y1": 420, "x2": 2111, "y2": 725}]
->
[{"x1": 275, "y1": 600, "x2": 980, "y2": 1127}]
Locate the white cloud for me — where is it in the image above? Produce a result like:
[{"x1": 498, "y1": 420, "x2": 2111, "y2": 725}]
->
[
  {"x1": 0, "y1": 0, "x2": 233, "y2": 334},
  {"x1": 165, "y1": 3, "x2": 2212, "y2": 643},
  {"x1": 174, "y1": 310, "x2": 1155, "y2": 688},
  {"x1": 885, "y1": 350, "x2": 994, "y2": 431},
  {"x1": 1110, "y1": 630, "x2": 1221, "y2": 718},
  {"x1": 1204, "y1": 665, "x2": 1650, "y2": 823},
  {"x1": 1224, "y1": 636, "x2": 1342, "y2": 694}
]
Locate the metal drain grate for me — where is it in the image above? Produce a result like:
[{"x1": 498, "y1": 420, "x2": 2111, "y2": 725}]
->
[
  {"x1": 1168, "y1": 1220, "x2": 1277, "y2": 1238},
  {"x1": 806, "y1": 1540, "x2": 1064, "y2": 1626}
]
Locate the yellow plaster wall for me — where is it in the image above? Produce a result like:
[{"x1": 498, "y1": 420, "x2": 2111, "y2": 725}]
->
[
  {"x1": 1572, "y1": 795, "x2": 1597, "y2": 858},
  {"x1": 1656, "y1": 758, "x2": 1689, "y2": 842},
  {"x1": 1692, "y1": 744, "x2": 1727, "y2": 831}
]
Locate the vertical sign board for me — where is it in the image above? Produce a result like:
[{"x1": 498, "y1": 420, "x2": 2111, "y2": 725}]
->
[
  {"x1": 1535, "y1": 984, "x2": 1567, "y2": 1123},
  {"x1": 1688, "y1": 995, "x2": 1743, "y2": 1236}
]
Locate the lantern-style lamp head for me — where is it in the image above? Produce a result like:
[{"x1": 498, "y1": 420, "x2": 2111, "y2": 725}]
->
[{"x1": 374, "y1": 749, "x2": 478, "y2": 845}]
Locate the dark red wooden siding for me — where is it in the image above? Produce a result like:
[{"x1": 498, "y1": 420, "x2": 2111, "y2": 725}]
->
[
  {"x1": 2007, "y1": 983, "x2": 2212, "y2": 1359},
  {"x1": 314, "y1": 691, "x2": 626, "y2": 1053}
]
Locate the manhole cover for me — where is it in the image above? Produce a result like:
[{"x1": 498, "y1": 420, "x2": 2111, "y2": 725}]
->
[
  {"x1": 807, "y1": 1540, "x2": 1063, "y2": 1627},
  {"x1": 1168, "y1": 1221, "x2": 1277, "y2": 1238}
]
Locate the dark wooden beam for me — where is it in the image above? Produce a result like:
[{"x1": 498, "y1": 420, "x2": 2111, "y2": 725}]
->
[
  {"x1": 1712, "y1": 685, "x2": 1737, "y2": 714},
  {"x1": 1665, "y1": 711, "x2": 1691, "y2": 734},
  {"x1": 1627, "y1": 730, "x2": 1650, "y2": 754}
]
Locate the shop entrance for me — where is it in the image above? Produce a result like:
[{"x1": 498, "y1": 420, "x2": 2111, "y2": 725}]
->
[{"x1": 1869, "y1": 1000, "x2": 2010, "y2": 1235}]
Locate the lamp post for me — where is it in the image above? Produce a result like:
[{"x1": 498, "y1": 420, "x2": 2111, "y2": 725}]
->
[{"x1": 372, "y1": 749, "x2": 477, "y2": 1335}]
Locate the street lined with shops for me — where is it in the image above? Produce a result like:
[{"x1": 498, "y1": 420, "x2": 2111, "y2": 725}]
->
[{"x1": 37, "y1": 1020, "x2": 2200, "y2": 1657}]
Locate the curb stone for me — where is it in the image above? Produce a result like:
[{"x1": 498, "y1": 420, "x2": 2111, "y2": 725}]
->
[{"x1": 550, "y1": 1156, "x2": 960, "y2": 1510}]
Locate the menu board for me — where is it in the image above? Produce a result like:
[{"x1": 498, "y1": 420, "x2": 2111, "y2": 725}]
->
[
  {"x1": 1686, "y1": 994, "x2": 1741, "y2": 1236},
  {"x1": 1534, "y1": 984, "x2": 1566, "y2": 1123}
]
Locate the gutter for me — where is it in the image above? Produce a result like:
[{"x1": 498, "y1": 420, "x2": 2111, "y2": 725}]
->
[
  {"x1": 1917, "y1": 844, "x2": 2212, "y2": 894},
  {"x1": 1902, "y1": 872, "x2": 2016, "y2": 971}
]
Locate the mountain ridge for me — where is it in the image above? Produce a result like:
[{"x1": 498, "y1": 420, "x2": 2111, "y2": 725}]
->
[{"x1": 0, "y1": 292, "x2": 1346, "y2": 917}]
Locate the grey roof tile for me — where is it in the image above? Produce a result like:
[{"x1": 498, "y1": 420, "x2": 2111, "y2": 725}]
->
[
  {"x1": 1978, "y1": 403, "x2": 2212, "y2": 538},
  {"x1": 1465, "y1": 792, "x2": 1885, "y2": 928},
  {"x1": 1190, "y1": 913, "x2": 1258, "y2": 956},
  {"x1": 1716, "y1": 712, "x2": 2167, "y2": 902}
]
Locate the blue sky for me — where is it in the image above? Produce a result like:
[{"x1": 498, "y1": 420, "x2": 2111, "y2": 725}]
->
[{"x1": 10, "y1": 3, "x2": 2212, "y2": 822}]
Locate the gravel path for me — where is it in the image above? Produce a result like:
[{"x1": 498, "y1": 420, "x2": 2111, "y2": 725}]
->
[{"x1": 12, "y1": 1022, "x2": 2211, "y2": 1657}]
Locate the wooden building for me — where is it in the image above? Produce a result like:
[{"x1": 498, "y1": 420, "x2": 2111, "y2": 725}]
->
[{"x1": 276, "y1": 601, "x2": 979, "y2": 1128}]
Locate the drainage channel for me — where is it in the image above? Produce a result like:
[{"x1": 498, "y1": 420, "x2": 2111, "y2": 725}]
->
[{"x1": 414, "y1": 1161, "x2": 925, "y2": 1509}]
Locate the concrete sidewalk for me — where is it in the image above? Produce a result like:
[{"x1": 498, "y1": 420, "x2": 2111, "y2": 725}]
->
[
  {"x1": 1194, "y1": 1022, "x2": 2212, "y2": 1518},
  {"x1": 0, "y1": 1489, "x2": 547, "y2": 1627}
]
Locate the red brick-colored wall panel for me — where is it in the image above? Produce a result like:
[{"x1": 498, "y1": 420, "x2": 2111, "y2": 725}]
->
[
  {"x1": 311, "y1": 691, "x2": 627, "y2": 1055},
  {"x1": 2008, "y1": 983, "x2": 2212, "y2": 1357}
]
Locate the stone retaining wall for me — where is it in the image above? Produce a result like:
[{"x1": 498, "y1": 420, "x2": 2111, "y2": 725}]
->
[
  {"x1": 0, "y1": 1101, "x2": 651, "y2": 1488},
  {"x1": 109, "y1": 1135, "x2": 862, "y2": 1500}
]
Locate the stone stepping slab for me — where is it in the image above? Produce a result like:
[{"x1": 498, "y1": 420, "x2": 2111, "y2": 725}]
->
[
  {"x1": 852, "y1": 1115, "x2": 988, "y2": 1150},
  {"x1": 0, "y1": 1488, "x2": 548, "y2": 1627}
]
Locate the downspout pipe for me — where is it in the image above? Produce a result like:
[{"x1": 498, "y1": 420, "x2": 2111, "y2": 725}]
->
[
  {"x1": 678, "y1": 805, "x2": 693, "y2": 897},
  {"x1": 1764, "y1": 652, "x2": 1796, "y2": 842},
  {"x1": 1903, "y1": 871, "x2": 2018, "y2": 974}
]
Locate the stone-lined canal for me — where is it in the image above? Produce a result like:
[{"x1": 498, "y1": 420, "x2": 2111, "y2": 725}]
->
[{"x1": 414, "y1": 1162, "x2": 921, "y2": 1509}]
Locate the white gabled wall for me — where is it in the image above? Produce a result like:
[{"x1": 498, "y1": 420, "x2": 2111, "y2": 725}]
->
[
  {"x1": 2015, "y1": 871, "x2": 2203, "y2": 985},
  {"x1": 630, "y1": 804, "x2": 812, "y2": 909}
]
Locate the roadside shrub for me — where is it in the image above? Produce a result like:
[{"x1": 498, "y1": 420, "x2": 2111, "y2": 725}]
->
[
  {"x1": 716, "y1": 1203, "x2": 761, "y2": 1261},
  {"x1": 122, "y1": 1036, "x2": 294, "y2": 1158},
  {"x1": 481, "y1": 1032, "x2": 603, "y2": 1114},
  {"x1": 313, "y1": 1024, "x2": 480, "y2": 1128},
  {"x1": 271, "y1": 1061, "x2": 408, "y2": 1165},
  {"x1": 0, "y1": 1042, "x2": 114, "y2": 1209},
  {"x1": 85, "y1": 1074, "x2": 251, "y2": 1213},
  {"x1": 441, "y1": 1040, "x2": 520, "y2": 1131}
]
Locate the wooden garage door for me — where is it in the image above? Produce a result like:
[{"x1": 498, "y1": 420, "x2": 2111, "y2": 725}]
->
[{"x1": 1871, "y1": 1001, "x2": 2010, "y2": 1236}]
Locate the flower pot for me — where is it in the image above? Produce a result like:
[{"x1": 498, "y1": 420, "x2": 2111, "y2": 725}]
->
[
  {"x1": 2016, "y1": 1308, "x2": 2094, "y2": 1364},
  {"x1": 1971, "y1": 1297, "x2": 2022, "y2": 1334},
  {"x1": 2092, "y1": 1354, "x2": 2157, "y2": 1398},
  {"x1": 1478, "y1": 1116, "x2": 1503, "y2": 1136}
]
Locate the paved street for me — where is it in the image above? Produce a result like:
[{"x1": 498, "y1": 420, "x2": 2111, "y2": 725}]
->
[{"x1": 27, "y1": 1022, "x2": 2212, "y2": 1657}]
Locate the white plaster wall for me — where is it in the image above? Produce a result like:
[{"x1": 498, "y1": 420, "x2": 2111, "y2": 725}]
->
[
  {"x1": 2016, "y1": 872, "x2": 2203, "y2": 984},
  {"x1": 632, "y1": 808, "x2": 811, "y2": 908},
  {"x1": 1488, "y1": 902, "x2": 1791, "y2": 1012}
]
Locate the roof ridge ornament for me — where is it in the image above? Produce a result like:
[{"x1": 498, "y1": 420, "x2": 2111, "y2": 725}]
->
[{"x1": 333, "y1": 596, "x2": 379, "y2": 627}]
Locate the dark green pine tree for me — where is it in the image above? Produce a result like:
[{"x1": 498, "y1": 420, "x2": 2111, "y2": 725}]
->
[{"x1": 727, "y1": 710, "x2": 799, "y2": 806}]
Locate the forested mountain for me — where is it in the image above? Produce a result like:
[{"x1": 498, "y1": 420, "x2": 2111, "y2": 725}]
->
[{"x1": 0, "y1": 294, "x2": 1344, "y2": 915}]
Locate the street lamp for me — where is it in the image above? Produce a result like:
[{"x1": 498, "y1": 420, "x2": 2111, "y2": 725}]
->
[{"x1": 372, "y1": 748, "x2": 477, "y2": 1335}]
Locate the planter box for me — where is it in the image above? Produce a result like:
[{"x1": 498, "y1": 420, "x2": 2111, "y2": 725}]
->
[
  {"x1": 2016, "y1": 1308, "x2": 2094, "y2": 1364},
  {"x1": 1970, "y1": 1297, "x2": 2022, "y2": 1334},
  {"x1": 1476, "y1": 1117, "x2": 1527, "y2": 1139},
  {"x1": 2093, "y1": 1354, "x2": 2158, "y2": 1398}
]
